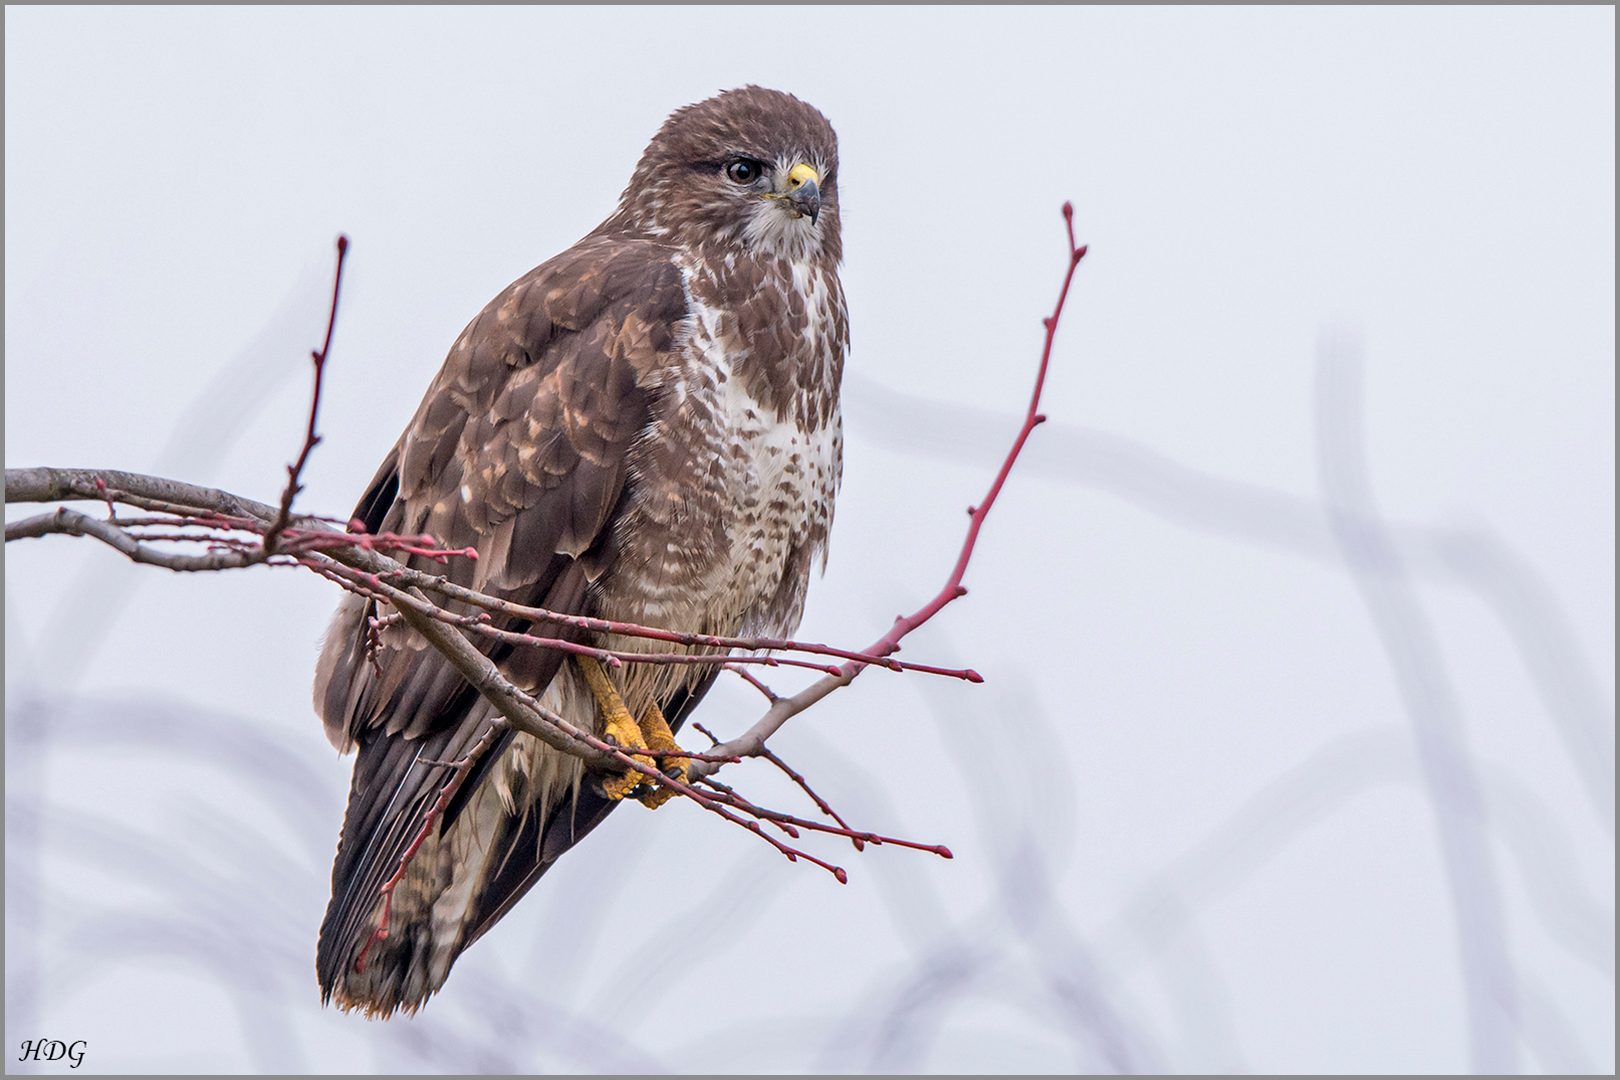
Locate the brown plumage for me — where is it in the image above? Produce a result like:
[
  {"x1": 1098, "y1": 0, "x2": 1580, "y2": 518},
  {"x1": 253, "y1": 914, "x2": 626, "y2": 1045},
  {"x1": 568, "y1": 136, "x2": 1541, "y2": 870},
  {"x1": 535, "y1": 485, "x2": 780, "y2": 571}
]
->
[{"x1": 311, "y1": 87, "x2": 847, "y2": 1016}]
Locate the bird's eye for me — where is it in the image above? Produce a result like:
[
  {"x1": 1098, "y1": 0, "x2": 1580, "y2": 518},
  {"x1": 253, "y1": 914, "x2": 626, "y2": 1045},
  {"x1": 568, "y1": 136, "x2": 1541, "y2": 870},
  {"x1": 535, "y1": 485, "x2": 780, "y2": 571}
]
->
[{"x1": 725, "y1": 160, "x2": 762, "y2": 185}]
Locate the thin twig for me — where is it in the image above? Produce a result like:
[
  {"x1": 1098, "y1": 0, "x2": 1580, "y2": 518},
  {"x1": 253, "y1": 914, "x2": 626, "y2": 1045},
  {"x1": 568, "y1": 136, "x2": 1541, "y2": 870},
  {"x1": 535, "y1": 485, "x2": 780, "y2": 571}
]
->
[
  {"x1": 724, "y1": 664, "x2": 780, "y2": 702},
  {"x1": 5, "y1": 464, "x2": 979, "y2": 683},
  {"x1": 760, "y1": 745, "x2": 862, "y2": 849},
  {"x1": 10, "y1": 507, "x2": 272, "y2": 572},
  {"x1": 355, "y1": 718, "x2": 506, "y2": 972},
  {"x1": 320, "y1": 558, "x2": 845, "y2": 676},
  {"x1": 690, "y1": 203, "x2": 1088, "y2": 778},
  {"x1": 264, "y1": 234, "x2": 348, "y2": 554},
  {"x1": 378, "y1": 575, "x2": 982, "y2": 681},
  {"x1": 696, "y1": 775, "x2": 951, "y2": 858}
]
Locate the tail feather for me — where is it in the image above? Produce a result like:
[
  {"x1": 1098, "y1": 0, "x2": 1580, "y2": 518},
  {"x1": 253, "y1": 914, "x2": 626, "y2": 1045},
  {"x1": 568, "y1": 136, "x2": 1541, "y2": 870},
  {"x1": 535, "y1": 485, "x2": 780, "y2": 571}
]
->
[{"x1": 316, "y1": 668, "x2": 719, "y2": 1016}]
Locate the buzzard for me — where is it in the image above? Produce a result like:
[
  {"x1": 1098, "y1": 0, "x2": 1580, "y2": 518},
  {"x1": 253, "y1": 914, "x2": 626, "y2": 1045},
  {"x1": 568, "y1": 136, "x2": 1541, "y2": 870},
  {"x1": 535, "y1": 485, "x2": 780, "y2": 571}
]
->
[{"x1": 311, "y1": 87, "x2": 846, "y2": 1016}]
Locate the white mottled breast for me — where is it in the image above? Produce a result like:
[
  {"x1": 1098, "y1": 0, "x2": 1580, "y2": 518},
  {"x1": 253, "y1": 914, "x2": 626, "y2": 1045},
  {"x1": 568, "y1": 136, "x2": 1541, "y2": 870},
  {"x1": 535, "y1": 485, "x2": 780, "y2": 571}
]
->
[
  {"x1": 594, "y1": 251, "x2": 845, "y2": 662},
  {"x1": 702, "y1": 320, "x2": 842, "y2": 637}
]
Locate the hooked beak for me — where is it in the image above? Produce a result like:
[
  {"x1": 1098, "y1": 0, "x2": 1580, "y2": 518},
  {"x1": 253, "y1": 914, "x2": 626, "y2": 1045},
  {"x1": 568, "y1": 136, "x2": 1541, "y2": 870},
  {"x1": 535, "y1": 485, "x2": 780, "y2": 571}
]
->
[{"x1": 783, "y1": 162, "x2": 821, "y2": 225}]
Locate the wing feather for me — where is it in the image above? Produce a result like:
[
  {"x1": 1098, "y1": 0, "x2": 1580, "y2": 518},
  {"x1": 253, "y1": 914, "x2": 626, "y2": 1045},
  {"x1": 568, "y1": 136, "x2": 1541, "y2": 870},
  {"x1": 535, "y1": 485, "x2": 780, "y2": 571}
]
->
[{"x1": 313, "y1": 236, "x2": 689, "y2": 1008}]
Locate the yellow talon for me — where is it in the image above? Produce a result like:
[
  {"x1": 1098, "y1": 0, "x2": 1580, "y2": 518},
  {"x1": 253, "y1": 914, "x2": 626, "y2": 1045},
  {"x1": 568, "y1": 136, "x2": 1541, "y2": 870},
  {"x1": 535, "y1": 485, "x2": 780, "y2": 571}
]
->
[
  {"x1": 634, "y1": 700, "x2": 686, "y2": 809},
  {"x1": 577, "y1": 656, "x2": 655, "y2": 801},
  {"x1": 577, "y1": 656, "x2": 689, "y2": 807}
]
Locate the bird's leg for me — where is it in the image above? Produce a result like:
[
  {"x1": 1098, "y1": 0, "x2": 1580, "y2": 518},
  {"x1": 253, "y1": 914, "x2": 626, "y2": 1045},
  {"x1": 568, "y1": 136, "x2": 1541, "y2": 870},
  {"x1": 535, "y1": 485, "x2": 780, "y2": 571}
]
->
[{"x1": 576, "y1": 655, "x2": 655, "y2": 801}]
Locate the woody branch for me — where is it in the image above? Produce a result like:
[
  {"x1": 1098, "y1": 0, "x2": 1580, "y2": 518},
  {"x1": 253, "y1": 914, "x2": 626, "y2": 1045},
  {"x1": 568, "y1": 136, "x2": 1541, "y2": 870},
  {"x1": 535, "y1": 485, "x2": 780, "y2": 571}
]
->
[{"x1": 4, "y1": 205, "x2": 1087, "y2": 881}]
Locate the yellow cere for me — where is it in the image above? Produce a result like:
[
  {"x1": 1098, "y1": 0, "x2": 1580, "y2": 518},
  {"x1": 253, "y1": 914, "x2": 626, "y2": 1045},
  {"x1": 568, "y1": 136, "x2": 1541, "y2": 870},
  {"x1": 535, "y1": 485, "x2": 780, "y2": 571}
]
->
[{"x1": 787, "y1": 162, "x2": 819, "y2": 189}]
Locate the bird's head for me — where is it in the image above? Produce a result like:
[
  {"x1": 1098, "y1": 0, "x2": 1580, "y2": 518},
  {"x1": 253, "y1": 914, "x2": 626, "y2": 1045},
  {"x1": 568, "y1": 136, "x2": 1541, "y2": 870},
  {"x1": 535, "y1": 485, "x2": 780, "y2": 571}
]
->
[{"x1": 611, "y1": 86, "x2": 841, "y2": 264}]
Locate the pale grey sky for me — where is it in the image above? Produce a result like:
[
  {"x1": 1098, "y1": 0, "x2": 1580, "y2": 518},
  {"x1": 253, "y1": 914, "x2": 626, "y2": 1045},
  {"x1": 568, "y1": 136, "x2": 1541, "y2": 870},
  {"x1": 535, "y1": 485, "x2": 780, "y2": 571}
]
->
[{"x1": 6, "y1": 7, "x2": 1613, "y2": 1073}]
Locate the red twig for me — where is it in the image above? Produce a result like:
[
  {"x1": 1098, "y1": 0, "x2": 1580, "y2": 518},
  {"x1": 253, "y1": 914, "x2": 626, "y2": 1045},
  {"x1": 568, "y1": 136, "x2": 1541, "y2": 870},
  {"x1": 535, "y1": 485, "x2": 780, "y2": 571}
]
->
[
  {"x1": 587, "y1": 733, "x2": 855, "y2": 883},
  {"x1": 876, "y1": 205, "x2": 1086, "y2": 658},
  {"x1": 363, "y1": 614, "x2": 387, "y2": 679},
  {"x1": 383, "y1": 576, "x2": 983, "y2": 682},
  {"x1": 264, "y1": 234, "x2": 348, "y2": 554},
  {"x1": 354, "y1": 718, "x2": 505, "y2": 973},
  {"x1": 695, "y1": 774, "x2": 804, "y2": 837},
  {"x1": 695, "y1": 775, "x2": 951, "y2": 859},
  {"x1": 724, "y1": 664, "x2": 780, "y2": 702},
  {"x1": 318, "y1": 558, "x2": 848, "y2": 677},
  {"x1": 603, "y1": 744, "x2": 741, "y2": 765},
  {"x1": 693, "y1": 203, "x2": 1088, "y2": 774},
  {"x1": 93, "y1": 477, "x2": 116, "y2": 520},
  {"x1": 759, "y1": 745, "x2": 862, "y2": 848},
  {"x1": 279, "y1": 525, "x2": 479, "y2": 564},
  {"x1": 68, "y1": 473, "x2": 981, "y2": 684}
]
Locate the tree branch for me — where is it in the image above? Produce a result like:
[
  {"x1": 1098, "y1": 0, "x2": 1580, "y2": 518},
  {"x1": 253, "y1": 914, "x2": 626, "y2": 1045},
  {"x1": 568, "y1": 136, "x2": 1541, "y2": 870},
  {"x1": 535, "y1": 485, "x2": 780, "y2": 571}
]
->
[
  {"x1": 4, "y1": 204, "x2": 1088, "y2": 883},
  {"x1": 6, "y1": 466, "x2": 294, "y2": 523},
  {"x1": 8, "y1": 506, "x2": 272, "y2": 572}
]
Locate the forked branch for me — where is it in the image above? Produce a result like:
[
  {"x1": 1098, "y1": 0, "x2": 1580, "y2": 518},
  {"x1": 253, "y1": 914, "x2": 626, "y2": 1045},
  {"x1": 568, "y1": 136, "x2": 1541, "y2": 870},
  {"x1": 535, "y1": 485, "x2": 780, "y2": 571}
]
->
[{"x1": 4, "y1": 205, "x2": 1089, "y2": 883}]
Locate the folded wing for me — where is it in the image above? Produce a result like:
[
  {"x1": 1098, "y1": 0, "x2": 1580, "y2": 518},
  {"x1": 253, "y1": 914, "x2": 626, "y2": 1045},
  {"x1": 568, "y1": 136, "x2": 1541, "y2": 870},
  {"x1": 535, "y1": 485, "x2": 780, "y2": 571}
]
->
[{"x1": 312, "y1": 236, "x2": 691, "y2": 1014}]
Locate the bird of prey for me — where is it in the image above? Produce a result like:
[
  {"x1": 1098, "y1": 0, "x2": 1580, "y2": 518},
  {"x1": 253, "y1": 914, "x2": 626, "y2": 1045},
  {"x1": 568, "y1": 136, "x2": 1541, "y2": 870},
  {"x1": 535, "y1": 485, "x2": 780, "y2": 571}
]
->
[{"x1": 311, "y1": 87, "x2": 846, "y2": 1016}]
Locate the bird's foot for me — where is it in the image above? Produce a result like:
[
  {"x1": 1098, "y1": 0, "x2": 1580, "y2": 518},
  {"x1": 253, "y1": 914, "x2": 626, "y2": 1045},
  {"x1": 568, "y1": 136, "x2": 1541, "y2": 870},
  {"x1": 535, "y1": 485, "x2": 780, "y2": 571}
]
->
[
  {"x1": 634, "y1": 699, "x2": 686, "y2": 809},
  {"x1": 577, "y1": 656, "x2": 684, "y2": 806}
]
